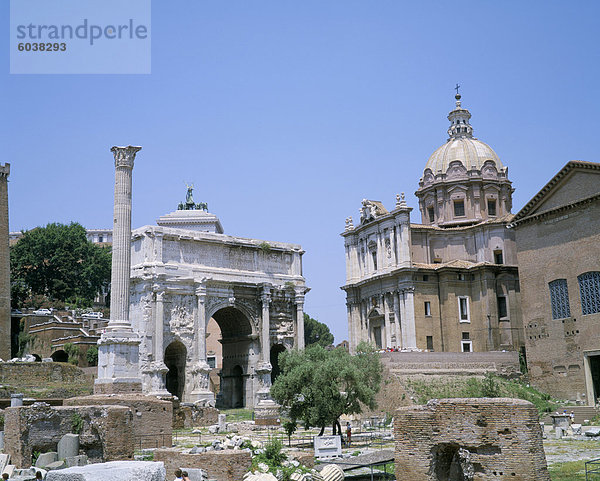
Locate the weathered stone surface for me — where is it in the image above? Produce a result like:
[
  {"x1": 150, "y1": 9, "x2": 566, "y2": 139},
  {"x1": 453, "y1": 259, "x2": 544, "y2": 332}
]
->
[
  {"x1": 58, "y1": 434, "x2": 80, "y2": 460},
  {"x1": 155, "y1": 448, "x2": 251, "y2": 481},
  {"x1": 46, "y1": 460, "x2": 66, "y2": 470},
  {"x1": 65, "y1": 455, "x2": 88, "y2": 467},
  {"x1": 394, "y1": 398, "x2": 550, "y2": 481},
  {"x1": 4, "y1": 404, "x2": 134, "y2": 468},
  {"x1": 182, "y1": 467, "x2": 207, "y2": 481},
  {"x1": 64, "y1": 394, "x2": 172, "y2": 450},
  {"x1": 35, "y1": 452, "x2": 58, "y2": 468},
  {"x1": 3, "y1": 465, "x2": 15, "y2": 477},
  {"x1": 45, "y1": 461, "x2": 165, "y2": 481},
  {"x1": 173, "y1": 403, "x2": 218, "y2": 429}
]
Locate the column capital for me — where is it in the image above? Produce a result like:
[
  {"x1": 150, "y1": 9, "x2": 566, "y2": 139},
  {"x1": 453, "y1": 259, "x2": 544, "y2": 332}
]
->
[
  {"x1": 261, "y1": 284, "x2": 271, "y2": 304},
  {"x1": 111, "y1": 145, "x2": 141, "y2": 169}
]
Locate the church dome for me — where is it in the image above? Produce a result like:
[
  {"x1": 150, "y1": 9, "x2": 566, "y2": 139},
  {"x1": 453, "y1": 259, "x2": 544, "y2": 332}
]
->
[
  {"x1": 426, "y1": 137, "x2": 503, "y2": 174},
  {"x1": 424, "y1": 94, "x2": 504, "y2": 174}
]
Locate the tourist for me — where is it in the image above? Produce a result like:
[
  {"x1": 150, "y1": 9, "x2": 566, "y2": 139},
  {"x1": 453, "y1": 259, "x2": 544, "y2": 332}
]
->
[
  {"x1": 174, "y1": 468, "x2": 183, "y2": 481},
  {"x1": 346, "y1": 421, "x2": 352, "y2": 447},
  {"x1": 182, "y1": 471, "x2": 191, "y2": 481}
]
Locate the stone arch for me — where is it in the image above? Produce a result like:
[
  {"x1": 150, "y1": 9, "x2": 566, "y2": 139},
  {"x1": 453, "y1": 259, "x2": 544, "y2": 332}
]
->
[
  {"x1": 206, "y1": 301, "x2": 258, "y2": 336},
  {"x1": 211, "y1": 306, "x2": 254, "y2": 408},
  {"x1": 165, "y1": 340, "x2": 187, "y2": 401},
  {"x1": 51, "y1": 350, "x2": 68, "y2": 363},
  {"x1": 270, "y1": 343, "x2": 287, "y2": 384}
]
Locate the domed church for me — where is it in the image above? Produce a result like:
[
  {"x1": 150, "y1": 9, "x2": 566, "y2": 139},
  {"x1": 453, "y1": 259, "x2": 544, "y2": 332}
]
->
[{"x1": 341, "y1": 94, "x2": 524, "y2": 355}]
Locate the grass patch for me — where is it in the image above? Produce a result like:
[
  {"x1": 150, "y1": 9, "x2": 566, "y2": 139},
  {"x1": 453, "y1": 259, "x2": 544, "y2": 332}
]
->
[
  {"x1": 549, "y1": 459, "x2": 587, "y2": 481},
  {"x1": 404, "y1": 374, "x2": 558, "y2": 415},
  {"x1": 221, "y1": 408, "x2": 253, "y2": 422}
]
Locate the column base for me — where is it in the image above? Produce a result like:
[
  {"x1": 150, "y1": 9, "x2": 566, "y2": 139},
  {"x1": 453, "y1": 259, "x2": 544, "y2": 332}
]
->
[{"x1": 95, "y1": 329, "x2": 142, "y2": 394}]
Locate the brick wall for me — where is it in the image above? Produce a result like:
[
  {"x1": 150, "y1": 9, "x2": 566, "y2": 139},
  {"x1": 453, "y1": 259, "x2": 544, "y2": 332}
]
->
[
  {"x1": 64, "y1": 394, "x2": 173, "y2": 449},
  {"x1": 394, "y1": 398, "x2": 549, "y2": 481},
  {"x1": 515, "y1": 195, "x2": 600, "y2": 402},
  {"x1": 154, "y1": 449, "x2": 251, "y2": 481}
]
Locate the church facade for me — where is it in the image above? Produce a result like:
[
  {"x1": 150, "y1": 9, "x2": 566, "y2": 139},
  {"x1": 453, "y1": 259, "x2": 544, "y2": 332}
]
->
[
  {"x1": 128, "y1": 196, "x2": 307, "y2": 408},
  {"x1": 342, "y1": 95, "x2": 524, "y2": 355}
]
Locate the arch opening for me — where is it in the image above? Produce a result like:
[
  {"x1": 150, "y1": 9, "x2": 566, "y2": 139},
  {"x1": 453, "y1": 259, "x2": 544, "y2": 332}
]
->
[
  {"x1": 51, "y1": 350, "x2": 68, "y2": 363},
  {"x1": 165, "y1": 340, "x2": 187, "y2": 401},
  {"x1": 270, "y1": 344, "x2": 286, "y2": 384},
  {"x1": 211, "y1": 307, "x2": 254, "y2": 409}
]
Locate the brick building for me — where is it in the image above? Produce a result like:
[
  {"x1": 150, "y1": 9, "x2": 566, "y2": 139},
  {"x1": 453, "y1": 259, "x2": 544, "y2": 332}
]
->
[{"x1": 511, "y1": 161, "x2": 600, "y2": 403}]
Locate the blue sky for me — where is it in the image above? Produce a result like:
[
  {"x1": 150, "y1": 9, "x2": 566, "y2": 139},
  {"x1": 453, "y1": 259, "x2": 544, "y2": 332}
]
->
[{"x1": 1, "y1": 1, "x2": 599, "y2": 343}]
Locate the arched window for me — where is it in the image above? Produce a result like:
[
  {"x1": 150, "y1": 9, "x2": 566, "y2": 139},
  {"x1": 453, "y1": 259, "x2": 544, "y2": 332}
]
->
[
  {"x1": 549, "y1": 279, "x2": 570, "y2": 320},
  {"x1": 578, "y1": 272, "x2": 600, "y2": 315}
]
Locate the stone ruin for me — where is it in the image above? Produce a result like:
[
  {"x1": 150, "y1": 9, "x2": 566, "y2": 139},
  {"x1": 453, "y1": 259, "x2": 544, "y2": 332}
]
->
[
  {"x1": 4, "y1": 403, "x2": 135, "y2": 468},
  {"x1": 394, "y1": 398, "x2": 550, "y2": 481}
]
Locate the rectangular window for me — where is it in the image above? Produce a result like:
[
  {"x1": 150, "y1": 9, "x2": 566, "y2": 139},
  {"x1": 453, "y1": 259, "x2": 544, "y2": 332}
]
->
[
  {"x1": 424, "y1": 301, "x2": 431, "y2": 316},
  {"x1": 461, "y1": 340, "x2": 472, "y2": 352},
  {"x1": 454, "y1": 200, "x2": 465, "y2": 217},
  {"x1": 207, "y1": 356, "x2": 216, "y2": 369},
  {"x1": 578, "y1": 272, "x2": 600, "y2": 315},
  {"x1": 423, "y1": 275, "x2": 429, "y2": 281},
  {"x1": 487, "y1": 199, "x2": 497, "y2": 216},
  {"x1": 549, "y1": 279, "x2": 571, "y2": 319},
  {"x1": 98, "y1": 235, "x2": 103, "y2": 243},
  {"x1": 497, "y1": 296, "x2": 508, "y2": 319},
  {"x1": 494, "y1": 250, "x2": 504, "y2": 264},
  {"x1": 458, "y1": 297, "x2": 470, "y2": 322},
  {"x1": 426, "y1": 336, "x2": 434, "y2": 351},
  {"x1": 458, "y1": 273, "x2": 465, "y2": 281},
  {"x1": 462, "y1": 332, "x2": 470, "y2": 340},
  {"x1": 428, "y1": 207, "x2": 435, "y2": 223},
  {"x1": 372, "y1": 252, "x2": 378, "y2": 271}
]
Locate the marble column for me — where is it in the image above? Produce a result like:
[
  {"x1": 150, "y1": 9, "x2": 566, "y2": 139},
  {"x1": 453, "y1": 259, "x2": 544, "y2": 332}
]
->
[
  {"x1": 190, "y1": 283, "x2": 214, "y2": 403},
  {"x1": 95, "y1": 146, "x2": 143, "y2": 394},
  {"x1": 256, "y1": 285, "x2": 277, "y2": 413},
  {"x1": 0, "y1": 164, "x2": 10, "y2": 362},
  {"x1": 383, "y1": 293, "x2": 392, "y2": 349},
  {"x1": 346, "y1": 302, "x2": 354, "y2": 354},
  {"x1": 146, "y1": 288, "x2": 169, "y2": 396},
  {"x1": 392, "y1": 292, "x2": 401, "y2": 349},
  {"x1": 295, "y1": 292, "x2": 305, "y2": 350},
  {"x1": 402, "y1": 288, "x2": 418, "y2": 350}
]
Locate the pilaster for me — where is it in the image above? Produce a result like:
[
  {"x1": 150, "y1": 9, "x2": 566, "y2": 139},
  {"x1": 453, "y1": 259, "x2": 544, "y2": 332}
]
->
[{"x1": 189, "y1": 282, "x2": 214, "y2": 404}]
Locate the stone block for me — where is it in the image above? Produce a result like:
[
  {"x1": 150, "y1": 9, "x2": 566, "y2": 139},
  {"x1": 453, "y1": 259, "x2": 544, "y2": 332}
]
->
[
  {"x1": 585, "y1": 427, "x2": 600, "y2": 437},
  {"x1": 35, "y1": 452, "x2": 58, "y2": 468},
  {"x1": 217, "y1": 414, "x2": 226, "y2": 431},
  {"x1": 45, "y1": 461, "x2": 165, "y2": 481},
  {"x1": 46, "y1": 460, "x2": 66, "y2": 471},
  {"x1": 314, "y1": 436, "x2": 341, "y2": 458},
  {"x1": 0, "y1": 454, "x2": 9, "y2": 472},
  {"x1": 182, "y1": 468, "x2": 208, "y2": 481},
  {"x1": 3, "y1": 465, "x2": 15, "y2": 477},
  {"x1": 58, "y1": 434, "x2": 80, "y2": 459},
  {"x1": 154, "y1": 449, "x2": 251, "y2": 481},
  {"x1": 65, "y1": 455, "x2": 88, "y2": 467}
]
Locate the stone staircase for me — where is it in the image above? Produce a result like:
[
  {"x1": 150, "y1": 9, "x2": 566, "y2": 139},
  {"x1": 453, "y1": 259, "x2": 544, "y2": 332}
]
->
[{"x1": 556, "y1": 406, "x2": 599, "y2": 424}]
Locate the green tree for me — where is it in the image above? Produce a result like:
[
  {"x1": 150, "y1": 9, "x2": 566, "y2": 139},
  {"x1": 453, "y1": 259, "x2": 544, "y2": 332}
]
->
[
  {"x1": 86, "y1": 346, "x2": 98, "y2": 367},
  {"x1": 270, "y1": 342, "x2": 382, "y2": 436},
  {"x1": 10, "y1": 223, "x2": 111, "y2": 307},
  {"x1": 303, "y1": 313, "x2": 334, "y2": 347}
]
